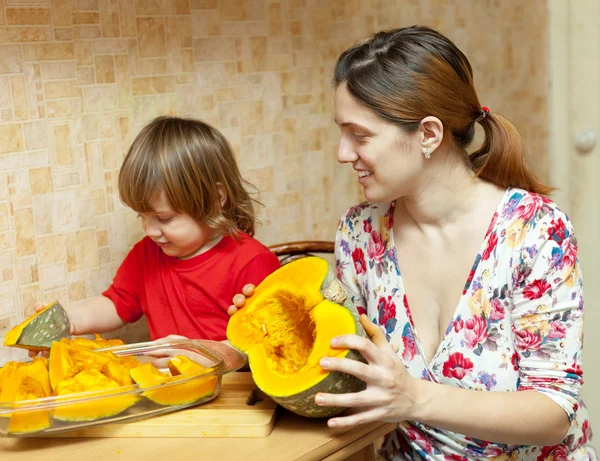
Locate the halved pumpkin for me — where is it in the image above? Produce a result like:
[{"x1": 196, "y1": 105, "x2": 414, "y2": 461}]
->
[
  {"x1": 226, "y1": 256, "x2": 367, "y2": 417},
  {"x1": 4, "y1": 301, "x2": 70, "y2": 351},
  {"x1": 130, "y1": 360, "x2": 217, "y2": 406},
  {"x1": 52, "y1": 369, "x2": 138, "y2": 421}
]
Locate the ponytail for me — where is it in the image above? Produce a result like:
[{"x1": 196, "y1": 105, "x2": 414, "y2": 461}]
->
[{"x1": 469, "y1": 113, "x2": 553, "y2": 195}]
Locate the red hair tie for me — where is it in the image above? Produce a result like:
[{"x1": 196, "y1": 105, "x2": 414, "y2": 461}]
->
[{"x1": 476, "y1": 106, "x2": 490, "y2": 122}]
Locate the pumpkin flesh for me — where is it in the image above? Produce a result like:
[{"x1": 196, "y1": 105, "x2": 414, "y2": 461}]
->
[{"x1": 227, "y1": 257, "x2": 367, "y2": 417}]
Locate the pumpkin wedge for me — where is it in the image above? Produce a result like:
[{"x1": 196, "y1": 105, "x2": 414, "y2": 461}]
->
[
  {"x1": 4, "y1": 301, "x2": 70, "y2": 351},
  {"x1": 52, "y1": 370, "x2": 138, "y2": 421},
  {"x1": 48, "y1": 341, "x2": 113, "y2": 391},
  {"x1": 226, "y1": 256, "x2": 367, "y2": 418},
  {"x1": 130, "y1": 359, "x2": 217, "y2": 406},
  {"x1": 8, "y1": 376, "x2": 51, "y2": 434}
]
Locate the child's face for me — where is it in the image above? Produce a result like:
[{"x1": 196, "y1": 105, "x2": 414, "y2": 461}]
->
[{"x1": 138, "y1": 193, "x2": 220, "y2": 260}]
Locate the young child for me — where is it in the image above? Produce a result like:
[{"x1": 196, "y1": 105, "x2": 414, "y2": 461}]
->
[{"x1": 33, "y1": 116, "x2": 280, "y2": 344}]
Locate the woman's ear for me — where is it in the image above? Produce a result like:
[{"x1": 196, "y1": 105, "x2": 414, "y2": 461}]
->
[
  {"x1": 418, "y1": 116, "x2": 444, "y2": 157},
  {"x1": 216, "y1": 183, "x2": 227, "y2": 208}
]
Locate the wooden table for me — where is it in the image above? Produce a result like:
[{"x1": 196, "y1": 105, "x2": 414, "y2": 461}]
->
[{"x1": 0, "y1": 402, "x2": 396, "y2": 461}]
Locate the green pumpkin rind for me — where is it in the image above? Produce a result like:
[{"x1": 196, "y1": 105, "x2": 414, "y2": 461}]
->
[
  {"x1": 8, "y1": 302, "x2": 71, "y2": 350},
  {"x1": 252, "y1": 260, "x2": 368, "y2": 418}
]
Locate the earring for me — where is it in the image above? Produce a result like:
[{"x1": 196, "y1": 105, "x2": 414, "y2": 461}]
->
[{"x1": 424, "y1": 149, "x2": 431, "y2": 160}]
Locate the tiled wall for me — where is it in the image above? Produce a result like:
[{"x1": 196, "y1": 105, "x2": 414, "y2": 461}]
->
[{"x1": 0, "y1": 0, "x2": 548, "y2": 362}]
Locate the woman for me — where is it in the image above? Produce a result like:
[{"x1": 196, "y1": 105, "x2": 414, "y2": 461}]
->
[{"x1": 230, "y1": 26, "x2": 595, "y2": 460}]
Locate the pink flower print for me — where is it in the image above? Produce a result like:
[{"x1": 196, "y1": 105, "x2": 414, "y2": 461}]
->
[
  {"x1": 522, "y1": 279, "x2": 551, "y2": 300},
  {"x1": 363, "y1": 219, "x2": 372, "y2": 233},
  {"x1": 562, "y1": 239, "x2": 578, "y2": 267},
  {"x1": 402, "y1": 334, "x2": 417, "y2": 361},
  {"x1": 367, "y1": 230, "x2": 386, "y2": 262},
  {"x1": 442, "y1": 352, "x2": 474, "y2": 380},
  {"x1": 515, "y1": 194, "x2": 543, "y2": 221},
  {"x1": 463, "y1": 316, "x2": 488, "y2": 349},
  {"x1": 453, "y1": 318, "x2": 464, "y2": 333},
  {"x1": 511, "y1": 351, "x2": 519, "y2": 371},
  {"x1": 489, "y1": 298, "x2": 505, "y2": 321},
  {"x1": 514, "y1": 329, "x2": 542, "y2": 352},
  {"x1": 481, "y1": 232, "x2": 498, "y2": 261},
  {"x1": 548, "y1": 217, "x2": 568, "y2": 244},
  {"x1": 548, "y1": 320, "x2": 567, "y2": 339},
  {"x1": 404, "y1": 427, "x2": 432, "y2": 452},
  {"x1": 351, "y1": 247, "x2": 367, "y2": 275},
  {"x1": 378, "y1": 296, "x2": 396, "y2": 325}
]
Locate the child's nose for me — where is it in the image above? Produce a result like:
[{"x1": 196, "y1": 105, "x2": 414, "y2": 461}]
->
[{"x1": 144, "y1": 223, "x2": 161, "y2": 238}]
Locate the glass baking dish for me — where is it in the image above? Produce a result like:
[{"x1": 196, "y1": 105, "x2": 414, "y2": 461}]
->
[{"x1": 0, "y1": 338, "x2": 246, "y2": 437}]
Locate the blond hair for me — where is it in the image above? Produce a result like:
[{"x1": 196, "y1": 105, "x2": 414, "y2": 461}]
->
[{"x1": 119, "y1": 116, "x2": 258, "y2": 236}]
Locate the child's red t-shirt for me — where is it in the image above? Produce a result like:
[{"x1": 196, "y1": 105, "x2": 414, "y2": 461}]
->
[{"x1": 102, "y1": 232, "x2": 280, "y2": 341}]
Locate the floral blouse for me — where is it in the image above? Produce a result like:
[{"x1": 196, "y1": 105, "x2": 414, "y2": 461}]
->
[{"x1": 335, "y1": 188, "x2": 596, "y2": 460}]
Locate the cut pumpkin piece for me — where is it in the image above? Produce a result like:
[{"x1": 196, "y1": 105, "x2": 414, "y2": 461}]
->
[
  {"x1": 52, "y1": 370, "x2": 138, "y2": 421},
  {"x1": 8, "y1": 376, "x2": 51, "y2": 434},
  {"x1": 102, "y1": 360, "x2": 135, "y2": 387},
  {"x1": 226, "y1": 256, "x2": 367, "y2": 418},
  {"x1": 48, "y1": 341, "x2": 113, "y2": 391},
  {"x1": 130, "y1": 362, "x2": 217, "y2": 406},
  {"x1": 60, "y1": 334, "x2": 125, "y2": 350},
  {"x1": 4, "y1": 301, "x2": 70, "y2": 351}
]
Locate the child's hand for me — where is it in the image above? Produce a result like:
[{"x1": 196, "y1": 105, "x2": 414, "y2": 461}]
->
[
  {"x1": 227, "y1": 284, "x2": 255, "y2": 316},
  {"x1": 145, "y1": 334, "x2": 217, "y2": 368},
  {"x1": 27, "y1": 302, "x2": 51, "y2": 359}
]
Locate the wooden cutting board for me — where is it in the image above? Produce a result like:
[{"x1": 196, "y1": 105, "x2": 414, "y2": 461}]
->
[{"x1": 46, "y1": 372, "x2": 278, "y2": 438}]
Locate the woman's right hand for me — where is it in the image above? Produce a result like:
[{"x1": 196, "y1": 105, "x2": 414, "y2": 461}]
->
[{"x1": 227, "y1": 284, "x2": 255, "y2": 316}]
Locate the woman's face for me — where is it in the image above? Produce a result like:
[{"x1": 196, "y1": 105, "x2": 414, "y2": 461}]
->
[{"x1": 334, "y1": 83, "x2": 424, "y2": 203}]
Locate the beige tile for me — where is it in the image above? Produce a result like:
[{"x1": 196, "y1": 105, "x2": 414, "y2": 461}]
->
[
  {"x1": 23, "y1": 43, "x2": 74, "y2": 61},
  {"x1": 76, "y1": 228, "x2": 99, "y2": 269},
  {"x1": 94, "y1": 55, "x2": 115, "y2": 83},
  {"x1": 101, "y1": 139, "x2": 118, "y2": 169},
  {"x1": 137, "y1": 18, "x2": 165, "y2": 57},
  {"x1": 52, "y1": 124, "x2": 74, "y2": 166},
  {"x1": 52, "y1": 191, "x2": 79, "y2": 233},
  {"x1": 6, "y1": 8, "x2": 50, "y2": 25},
  {"x1": 44, "y1": 80, "x2": 77, "y2": 99},
  {"x1": 73, "y1": 25, "x2": 102, "y2": 39},
  {"x1": 0, "y1": 203, "x2": 9, "y2": 233},
  {"x1": 20, "y1": 285, "x2": 41, "y2": 317},
  {"x1": 0, "y1": 77, "x2": 10, "y2": 110},
  {"x1": 81, "y1": 114, "x2": 98, "y2": 140},
  {"x1": 93, "y1": 189, "x2": 106, "y2": 215},
  {"x1": 98, "y1": 246, "x2": 110, "y2": 264},
  {"x1": 98, "y1": 114, "x2": 114, "y2": 138},
  {"x1": 0, "y1": 0, "x2": 4, "y2": 25},
  {"x1": 38, "y1": 234, "x2": 66, "y2": 264},
  {"x1": 46, "y1": 100, "x2": 73, "y2": 118},
  {"x1": 193, "y1": 37, "x2": 237, "y2": 61},
  {"x1": 135, "y1": 0, "x2": 169, "y2": 15},
  {"x1": 77, "y1": 66, "x2": 95, "y2": 85},
  {"x1": 219, "y1": 0, "x2": 246, "y2": 21},
  {"x1": 65, "y1": 232, "x2": 76, "y2": 271},
  {"x1": 73, "y1": 12, "x2": 100, "y2": 24},
  {"x1": 0, "y1": 45, "x2": 22, "y2": 74},
  {"x1": 139, "y1": 58, "x2": 167, "y2": 75},
  {"x1": 0, "y1": 27, "x2": 51, "y2": 42},
  {"x1": 78, "y1": 197, "x2": 95, "y2": 227},
  {"x1": 191, "y1": 10, "x2": 219, "y2": 36},
  {"x1": 99, "y1": 0, "x2": 120, "y2": 37},
  {"x1": 0, "y1": 124, "x2": 23, "y2": 155},
  {"x1": 96, "y1": 228, "x2": 108, "y2": 246},
  {"x1": 54, "y1": 28, "x2": 73, "y2": 41},
  {"x1": 268, "y1": 2, "x2": 283, "y2": 36},
  {"x1": 191, "y1": 0, "x2": 218, "y2": 9},
  {"x1": 17, "y1": 257, "x2": 38, "y2": 285},
  {"x1": 33, "y1": 194, "x2": 53, "y2": 235},
  {"x1": 131, "y1": 76, "x2": 174, "y2": 95},
  {"x1": 40, "y1": 263, "x2": 67, "y2": 291},
  {"x1": 114, "y1": 54, "x2": 133, "y2": 109},
  {"x1": 30, "y1": 167, "x2": 53, "y2": 194},
  {"x1": 74, "y1": 40, "x2": 93, "y2": 66},
  {"x1": 52, "y1": 0, "x2": 73, "y2": 26},
  {"x1": 11, "y1": 76, "x2": 27, "y2": 121},
  {"x1": 119, "y1": 0, "x2": 136, "y2": 36},
  {"x1": 83, "y1": 85, "x2": 118, "y2": 112},
  {"x1": 171, "y1": 0, "x2": 190, "y2": 15},
  {"x1": 15, "y1": 208, "x2": 35, "y2": 257},
  {"x1": 68, "y1": 280, "x2": 86, "y2": 302},
  {"x1": 40, "y1": 62, "x2": 76, "y2": 80}
]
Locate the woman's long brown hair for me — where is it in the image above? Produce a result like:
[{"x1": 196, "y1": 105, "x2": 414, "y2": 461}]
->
[{"x1": 333, "y1": 26, "x2": 552, "y2": 195}]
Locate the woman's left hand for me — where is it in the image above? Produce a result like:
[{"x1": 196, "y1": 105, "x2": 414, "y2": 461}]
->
[{"x1": 315, "y1": 315, "x2": 422, "y2": 428}]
